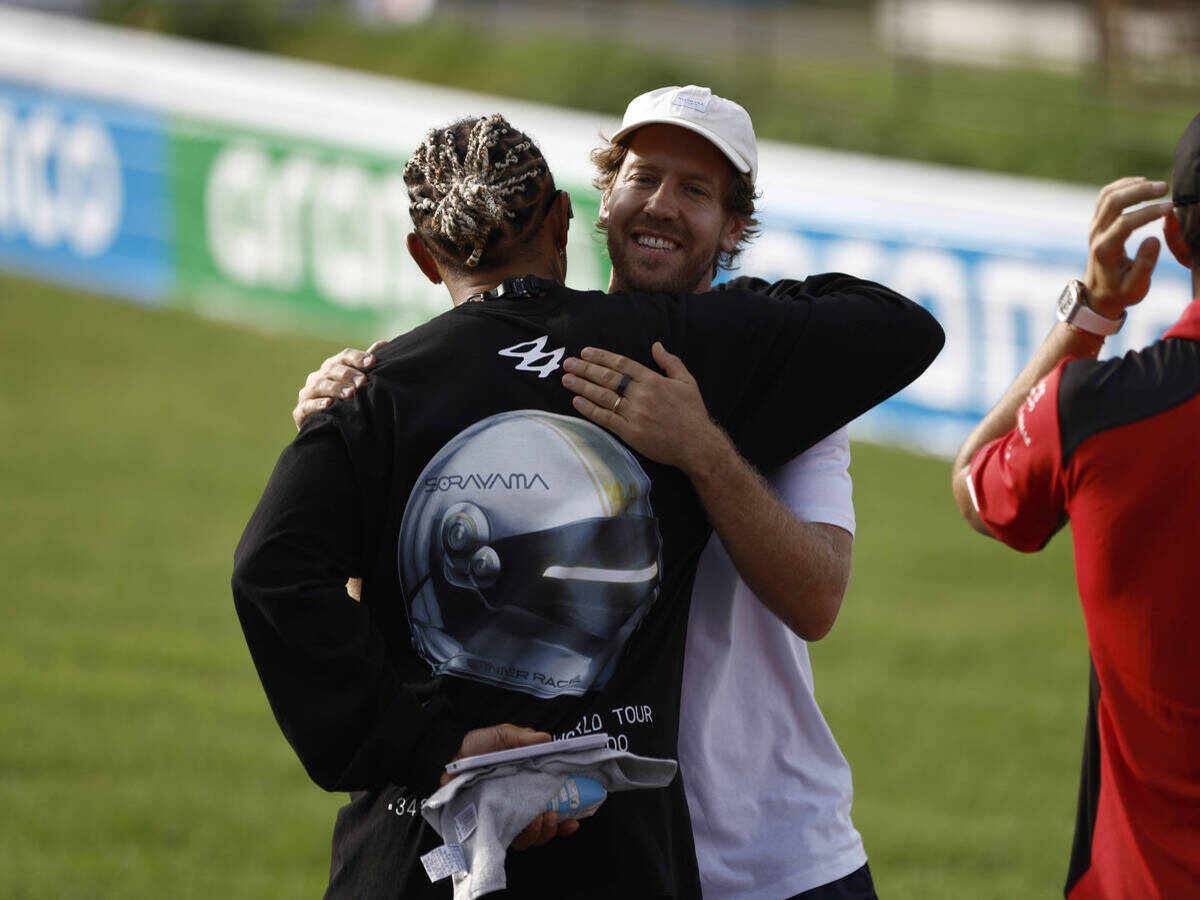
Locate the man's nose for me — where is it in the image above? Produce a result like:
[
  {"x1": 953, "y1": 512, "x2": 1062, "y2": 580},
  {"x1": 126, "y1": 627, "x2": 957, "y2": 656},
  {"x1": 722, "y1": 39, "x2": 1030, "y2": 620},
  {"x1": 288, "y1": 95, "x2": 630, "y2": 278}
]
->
[{"x1": 642, "y1": 182, "x2": 680, "y2": 220}]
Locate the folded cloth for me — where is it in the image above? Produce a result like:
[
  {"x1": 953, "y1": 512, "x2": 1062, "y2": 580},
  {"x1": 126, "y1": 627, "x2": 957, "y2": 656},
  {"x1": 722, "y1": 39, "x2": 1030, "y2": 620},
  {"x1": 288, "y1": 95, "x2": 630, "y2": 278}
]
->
[{"x1": 420, "y1": 747, "x2": 677, "y2": 900}]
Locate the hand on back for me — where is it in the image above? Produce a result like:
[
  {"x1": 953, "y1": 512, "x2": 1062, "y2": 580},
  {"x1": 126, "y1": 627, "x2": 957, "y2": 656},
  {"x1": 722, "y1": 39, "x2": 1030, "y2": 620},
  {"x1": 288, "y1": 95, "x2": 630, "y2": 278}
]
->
[
  {"x1": 562, "y1": 341, "x2": 731, "y2": 475},
  {"x1": 292, "y1": 338, "x2": 732, "y2": 482},
  {"x1": 292, "y1": 341, "x2": 386, "y2": 430}
]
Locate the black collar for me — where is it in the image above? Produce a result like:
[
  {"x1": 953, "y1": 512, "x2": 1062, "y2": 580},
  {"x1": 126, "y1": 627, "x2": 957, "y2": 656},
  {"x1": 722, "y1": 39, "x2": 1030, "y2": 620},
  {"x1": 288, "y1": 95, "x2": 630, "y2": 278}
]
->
[{"x1": 464, "y1": 275, "x2": 555, "y2": 304}]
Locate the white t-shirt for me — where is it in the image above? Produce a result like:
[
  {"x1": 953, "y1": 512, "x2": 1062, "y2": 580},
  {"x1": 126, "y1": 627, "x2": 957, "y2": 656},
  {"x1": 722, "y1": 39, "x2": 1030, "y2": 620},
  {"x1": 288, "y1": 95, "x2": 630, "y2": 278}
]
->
[{"x1": 678, "y1": 428, "x2": 865, "y2": 899}]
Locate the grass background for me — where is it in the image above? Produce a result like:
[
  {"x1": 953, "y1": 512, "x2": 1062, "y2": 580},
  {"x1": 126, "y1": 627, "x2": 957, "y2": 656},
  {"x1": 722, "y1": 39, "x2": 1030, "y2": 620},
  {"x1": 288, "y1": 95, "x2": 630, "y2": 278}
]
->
[{"x1": 1, "y1": 272, "x2": 1086, "y2": 897}]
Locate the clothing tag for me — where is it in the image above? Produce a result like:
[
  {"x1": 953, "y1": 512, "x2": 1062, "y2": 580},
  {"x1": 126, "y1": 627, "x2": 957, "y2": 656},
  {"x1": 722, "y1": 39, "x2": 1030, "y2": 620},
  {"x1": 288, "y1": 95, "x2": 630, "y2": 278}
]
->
[
  {"x1": 420, "y1": 843, "x2": 467, "y2": 882},
  {"x1": 454, "y1": 802, "x2": 478, "y2": 843}
]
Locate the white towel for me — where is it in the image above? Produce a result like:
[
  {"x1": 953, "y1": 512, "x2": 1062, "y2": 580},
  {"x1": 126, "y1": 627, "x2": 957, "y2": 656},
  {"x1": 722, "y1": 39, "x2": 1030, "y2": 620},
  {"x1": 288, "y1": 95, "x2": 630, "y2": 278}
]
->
[{"x1": 420, "y1": 747, "x2": 677, "y2": 900}]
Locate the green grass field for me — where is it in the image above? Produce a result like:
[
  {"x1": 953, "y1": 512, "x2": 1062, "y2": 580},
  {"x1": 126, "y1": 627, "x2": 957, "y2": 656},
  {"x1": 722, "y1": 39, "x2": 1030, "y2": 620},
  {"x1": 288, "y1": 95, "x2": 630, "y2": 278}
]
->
[{"x1": 1, "y1": 273, "x2": 1085, "y2": 898}]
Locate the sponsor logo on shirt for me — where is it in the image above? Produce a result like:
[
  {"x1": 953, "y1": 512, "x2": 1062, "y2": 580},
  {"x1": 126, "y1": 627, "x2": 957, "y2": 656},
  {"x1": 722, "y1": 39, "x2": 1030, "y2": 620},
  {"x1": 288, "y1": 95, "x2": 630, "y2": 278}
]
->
[
  {"x1": 1017, "y1": 378, "x2": 1048, "y2": 447},
  {"x1": 498, "y1": 335, "x2": 565, "y2": 379}
]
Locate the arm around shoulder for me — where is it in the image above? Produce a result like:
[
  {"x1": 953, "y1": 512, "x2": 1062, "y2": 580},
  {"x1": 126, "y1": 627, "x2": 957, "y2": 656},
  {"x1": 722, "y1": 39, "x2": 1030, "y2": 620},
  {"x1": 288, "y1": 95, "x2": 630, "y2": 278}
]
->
[{"x1": 728, "y1": 278, "x2": 944, "y2": 471}]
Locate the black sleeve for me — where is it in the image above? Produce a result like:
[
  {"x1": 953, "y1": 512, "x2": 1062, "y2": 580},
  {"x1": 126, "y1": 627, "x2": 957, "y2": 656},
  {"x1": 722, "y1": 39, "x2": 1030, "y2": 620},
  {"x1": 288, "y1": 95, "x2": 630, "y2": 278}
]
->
[
  {"x1": 683, "y1": 274, "x2": 944, "y2": 470},
  {"x1": 713, "y1": 275, "x2": 770, "y2": 294},
  {"x1": 231, "y1": 412, "x2": 463, "y2": 796}
]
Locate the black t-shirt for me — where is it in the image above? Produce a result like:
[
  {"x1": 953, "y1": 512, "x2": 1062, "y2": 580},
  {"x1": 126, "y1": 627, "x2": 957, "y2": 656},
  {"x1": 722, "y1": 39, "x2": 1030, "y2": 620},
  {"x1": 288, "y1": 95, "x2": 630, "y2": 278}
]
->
[{"x1": 232, "y1": 277, "x2": 942, "y2": 898}]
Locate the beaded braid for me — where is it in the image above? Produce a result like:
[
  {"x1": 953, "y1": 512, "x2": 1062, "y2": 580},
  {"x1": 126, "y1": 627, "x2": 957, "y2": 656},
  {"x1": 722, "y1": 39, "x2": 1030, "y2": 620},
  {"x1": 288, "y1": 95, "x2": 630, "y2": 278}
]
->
[{"x1": 403, "y1": 114, "x2": 553, "y2": 269}]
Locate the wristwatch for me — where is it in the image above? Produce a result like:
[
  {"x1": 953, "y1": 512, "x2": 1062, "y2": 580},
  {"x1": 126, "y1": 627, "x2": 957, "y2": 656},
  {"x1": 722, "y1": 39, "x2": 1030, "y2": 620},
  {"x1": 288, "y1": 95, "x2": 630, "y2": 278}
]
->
[{"x1": 1056, "y1": 280, "x2": 1125, "y2": 336}]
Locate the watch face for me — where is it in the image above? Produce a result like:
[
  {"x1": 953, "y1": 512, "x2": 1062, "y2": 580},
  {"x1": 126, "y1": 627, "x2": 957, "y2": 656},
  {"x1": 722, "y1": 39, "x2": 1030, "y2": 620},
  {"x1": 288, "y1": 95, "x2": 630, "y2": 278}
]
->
[{"x1": 1057, "y1": 282, "x2": 1080, "y2": 321}]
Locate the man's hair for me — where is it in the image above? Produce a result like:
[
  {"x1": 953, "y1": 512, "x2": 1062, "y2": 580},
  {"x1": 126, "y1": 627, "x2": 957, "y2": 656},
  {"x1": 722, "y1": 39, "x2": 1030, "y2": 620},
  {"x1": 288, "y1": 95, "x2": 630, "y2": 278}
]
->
[
  {"x1": 403, "y1": 114, "x2": 556, "y2": 272},
  {"x1": 1176, "y1": 203, "x2": 1200, "y2": 263},
  {"x1": 590, "y1": 135, "x2": 760, "y2": 273}
]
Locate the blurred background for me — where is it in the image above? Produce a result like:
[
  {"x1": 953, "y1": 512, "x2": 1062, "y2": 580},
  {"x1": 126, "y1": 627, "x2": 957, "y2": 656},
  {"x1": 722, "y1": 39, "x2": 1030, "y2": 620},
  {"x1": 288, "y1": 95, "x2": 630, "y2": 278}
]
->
[{"x1": 1, "y1": 1, "x2": 1194, "y2": 897}]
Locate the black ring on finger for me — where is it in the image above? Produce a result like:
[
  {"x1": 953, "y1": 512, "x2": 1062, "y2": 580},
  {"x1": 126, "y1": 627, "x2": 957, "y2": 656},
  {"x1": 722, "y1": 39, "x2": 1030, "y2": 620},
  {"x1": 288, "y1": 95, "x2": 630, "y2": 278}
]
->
[{"x1": 615, "y1": 373, "x2": 632, "y2": 397}]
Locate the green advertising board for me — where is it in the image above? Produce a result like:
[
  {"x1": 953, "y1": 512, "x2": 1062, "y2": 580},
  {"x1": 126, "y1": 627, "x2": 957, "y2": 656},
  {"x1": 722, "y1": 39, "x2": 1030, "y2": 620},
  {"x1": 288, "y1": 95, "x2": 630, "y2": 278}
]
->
[{"x1": 169, "y1": 117, "x2": 611, "y2": 343}]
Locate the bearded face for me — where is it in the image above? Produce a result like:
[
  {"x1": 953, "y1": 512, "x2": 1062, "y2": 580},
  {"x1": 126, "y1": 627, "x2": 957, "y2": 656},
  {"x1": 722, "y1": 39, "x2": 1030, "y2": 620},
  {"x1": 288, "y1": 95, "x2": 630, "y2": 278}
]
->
[{"x1": 601, "y1": 125, "x2": 743, "y2": 294}]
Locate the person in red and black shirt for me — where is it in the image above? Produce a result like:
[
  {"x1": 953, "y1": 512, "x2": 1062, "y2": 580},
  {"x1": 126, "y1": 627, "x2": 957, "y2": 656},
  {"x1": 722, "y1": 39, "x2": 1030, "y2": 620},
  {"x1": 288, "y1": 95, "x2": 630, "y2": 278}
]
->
[{"x1": 951, "y1": 114, "x2": 1200, "y2": 899}]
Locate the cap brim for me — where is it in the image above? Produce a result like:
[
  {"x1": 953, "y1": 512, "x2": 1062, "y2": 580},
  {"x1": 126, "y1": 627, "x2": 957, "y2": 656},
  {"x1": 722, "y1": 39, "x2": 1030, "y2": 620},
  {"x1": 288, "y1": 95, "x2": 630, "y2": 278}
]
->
[{"x1": 609, "y1": 117, "x2": 752, "y2": 177}]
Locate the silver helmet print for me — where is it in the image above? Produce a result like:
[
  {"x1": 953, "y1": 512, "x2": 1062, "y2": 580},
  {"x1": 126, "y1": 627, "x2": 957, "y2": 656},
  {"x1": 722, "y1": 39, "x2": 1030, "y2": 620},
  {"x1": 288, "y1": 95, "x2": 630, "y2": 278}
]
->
[{"x1": 398, "y1": 410, "x2": 661, "y2": 699}]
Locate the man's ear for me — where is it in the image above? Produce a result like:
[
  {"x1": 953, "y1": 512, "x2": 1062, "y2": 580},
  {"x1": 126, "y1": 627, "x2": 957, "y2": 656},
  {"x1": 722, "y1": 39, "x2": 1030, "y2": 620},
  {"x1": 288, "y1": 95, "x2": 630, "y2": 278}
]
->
[
  {"x1": 407, "y1": 233, "x2": 443, "y2": 284},
  {"x1": 1164, "y1": 209, "x2": 1193, "y2": 269},
  {"x1": 719, "y1": 215, "x2": 746, "y2": 254},
  {"x1": 598, "y1": 189, "x2": 611, "y2": 227},
  {"x1": 551, "y1": 190, "x2": 572, "y2": 253}
]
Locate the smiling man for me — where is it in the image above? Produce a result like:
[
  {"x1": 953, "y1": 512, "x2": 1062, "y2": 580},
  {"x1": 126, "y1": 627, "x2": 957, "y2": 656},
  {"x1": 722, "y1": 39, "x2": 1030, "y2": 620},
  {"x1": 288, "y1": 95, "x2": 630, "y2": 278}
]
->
[
  {"x1": 595, "y1": 87, "x2": 758, "y2": 296},
  {"x1": 579, "y1": 87, "x2": 878, "y2": 900}
]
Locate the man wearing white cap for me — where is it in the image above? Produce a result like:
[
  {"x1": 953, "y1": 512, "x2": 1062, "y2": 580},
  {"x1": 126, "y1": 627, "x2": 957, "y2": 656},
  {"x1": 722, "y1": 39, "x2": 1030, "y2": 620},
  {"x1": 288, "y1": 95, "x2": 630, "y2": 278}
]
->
[
  {"x1": 293, "y1": 87, "x2": 889, "y2": 899},
  {"x1": 592, "y1": 85, "x2": 761, "y2": 294},
  {"x1": 571, "y1": 85, "x2": 875, "y2": 900}
]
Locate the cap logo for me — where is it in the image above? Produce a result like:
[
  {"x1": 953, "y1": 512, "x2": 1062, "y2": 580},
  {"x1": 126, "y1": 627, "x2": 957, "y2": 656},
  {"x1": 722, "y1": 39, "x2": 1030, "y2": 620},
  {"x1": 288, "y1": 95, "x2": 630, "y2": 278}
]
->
[{"x1": 671, "y1": 94, "x2": 710, "y2": 113}]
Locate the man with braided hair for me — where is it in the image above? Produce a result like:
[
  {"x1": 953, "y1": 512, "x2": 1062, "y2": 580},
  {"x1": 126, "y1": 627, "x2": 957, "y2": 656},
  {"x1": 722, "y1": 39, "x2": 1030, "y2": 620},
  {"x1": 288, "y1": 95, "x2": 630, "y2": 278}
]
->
[
  {"x1": 298, "y1": 88, "x2": 896, "y2": 899},
  {"x1": 235, "y1": 113, "x2": 942, "y2": 897},
  {"x1": 404, "y1": 113, "x2": 553, "y2": 272}
]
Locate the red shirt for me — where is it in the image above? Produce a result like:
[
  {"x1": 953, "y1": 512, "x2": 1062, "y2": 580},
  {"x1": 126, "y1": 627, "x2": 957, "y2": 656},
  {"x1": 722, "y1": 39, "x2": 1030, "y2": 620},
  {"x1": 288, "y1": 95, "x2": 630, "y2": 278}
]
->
[{"x1": 968, "y1": 299, "x2": 1200, "y2": 899}]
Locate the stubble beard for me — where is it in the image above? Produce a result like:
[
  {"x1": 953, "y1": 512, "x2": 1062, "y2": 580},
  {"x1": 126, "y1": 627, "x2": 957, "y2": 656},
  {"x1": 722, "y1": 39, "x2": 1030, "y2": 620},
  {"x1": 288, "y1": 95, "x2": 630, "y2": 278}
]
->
[{"x1": 606, "y1": 227, "x2": 718, "y2": 294}]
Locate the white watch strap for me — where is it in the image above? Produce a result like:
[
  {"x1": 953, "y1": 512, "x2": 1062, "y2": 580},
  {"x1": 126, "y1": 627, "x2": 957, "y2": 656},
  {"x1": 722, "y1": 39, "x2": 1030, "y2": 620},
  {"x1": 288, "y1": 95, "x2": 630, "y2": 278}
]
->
[{"x1": 1065, "y1": 301, "x2": 1124, "y2": 336}]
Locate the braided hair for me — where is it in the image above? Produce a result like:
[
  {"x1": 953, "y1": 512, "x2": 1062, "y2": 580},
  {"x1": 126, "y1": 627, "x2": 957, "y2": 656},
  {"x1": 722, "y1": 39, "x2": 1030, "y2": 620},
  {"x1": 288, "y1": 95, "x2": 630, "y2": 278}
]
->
[{"x1": 403, "y1": 114, "x2": 555, "y2": 270}]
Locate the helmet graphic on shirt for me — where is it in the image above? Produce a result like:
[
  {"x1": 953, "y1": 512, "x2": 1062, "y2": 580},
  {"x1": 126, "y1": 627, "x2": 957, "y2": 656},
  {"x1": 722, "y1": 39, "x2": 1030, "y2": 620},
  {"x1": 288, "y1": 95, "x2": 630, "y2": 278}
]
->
[{"x1": 398, "y1": 410, "x2": 661, "y2": 698}]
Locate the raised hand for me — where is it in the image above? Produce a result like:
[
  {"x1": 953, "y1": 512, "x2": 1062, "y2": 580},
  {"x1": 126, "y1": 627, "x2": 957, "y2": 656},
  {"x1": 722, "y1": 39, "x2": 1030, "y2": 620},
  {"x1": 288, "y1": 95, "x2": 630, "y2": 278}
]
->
[{"x1": 1084, "y1": 177, "x2": 1172, "y2": 318}]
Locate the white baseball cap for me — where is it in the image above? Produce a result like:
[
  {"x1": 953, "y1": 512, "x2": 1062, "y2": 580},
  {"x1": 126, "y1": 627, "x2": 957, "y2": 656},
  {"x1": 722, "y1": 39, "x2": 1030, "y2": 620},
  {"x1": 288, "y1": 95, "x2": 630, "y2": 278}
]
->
[{"x1": 610, "y1": 85, "x2": 758, "y2": 185}]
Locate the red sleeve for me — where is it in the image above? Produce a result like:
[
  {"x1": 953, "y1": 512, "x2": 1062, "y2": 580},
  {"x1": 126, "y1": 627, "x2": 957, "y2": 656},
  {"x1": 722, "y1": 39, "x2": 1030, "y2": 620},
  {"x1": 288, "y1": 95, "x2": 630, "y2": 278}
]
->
[{"x1": 967, "y1": 363, "x2": 1068, "y2": 552}]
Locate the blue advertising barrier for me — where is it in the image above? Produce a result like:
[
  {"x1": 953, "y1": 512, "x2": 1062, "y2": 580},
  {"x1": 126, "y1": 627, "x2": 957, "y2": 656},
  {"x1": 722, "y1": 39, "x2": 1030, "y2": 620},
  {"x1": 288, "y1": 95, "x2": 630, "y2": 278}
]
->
[
  {"x1": 0, "y1": 12, "x2": 1191, "y2": 458},
  {"x1": 0, "y1": 79, "x2": 171, "y2": 303}
]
